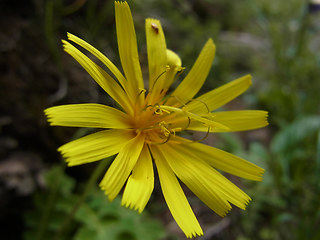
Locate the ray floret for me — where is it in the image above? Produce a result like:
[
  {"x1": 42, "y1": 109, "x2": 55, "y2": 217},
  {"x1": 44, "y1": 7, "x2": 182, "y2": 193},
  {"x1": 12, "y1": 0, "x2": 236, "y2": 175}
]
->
[{"x1": 44, "y1": 1, "x2": 268, "y2": 238}]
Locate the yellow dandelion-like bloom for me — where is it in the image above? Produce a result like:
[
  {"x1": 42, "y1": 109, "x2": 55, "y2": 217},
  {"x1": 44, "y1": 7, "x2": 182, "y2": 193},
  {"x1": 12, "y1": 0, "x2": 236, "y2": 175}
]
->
[{"x1": 45, "y1": 1, "x2": 268, "y2": 238}]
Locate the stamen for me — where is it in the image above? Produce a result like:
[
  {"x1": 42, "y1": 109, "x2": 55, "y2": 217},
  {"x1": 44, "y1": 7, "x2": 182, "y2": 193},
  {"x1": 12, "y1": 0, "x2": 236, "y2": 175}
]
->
[
  {"x1": 191, "y1": 126, "x2": 210, "y2": 143},
  {"x1": 138, "y1": 88, "x2": 146, "y2": 96},
  {"x1": 164, "y1": 95, "x2": 186, "y2": 106},
  {"x1": 169, "y1": 127, "x2": 183, "y2": 136},
  {"x1": 135, "y1": 88, "x2": 146, "y2": 105},
  {"x1": 160, "y1": 105, "x2": 229, "y2": 131},
  {"x1": 149, "y1": 69, "x2": 168, "y2": 93},
  {"x1": 158, "y1": 102, "x2": 213, "y2": 143},
  {"x1": 154, "y1": 104, "x2": 171, "y2": 115},
  {"x1": 145, "y1": 129, "x2": 171, "y2": 145},
  {"x1": 159, "y1": 121, "x2": 171, "y2": 137},
  {"x1": 151, "y1": 134, "x2": 171, "y2": 145},
  {"x1": 144, "y1": 104, "x2": 171, "y2": 115},
  {"x1": 185, "y1": 98, "x2": 210, "y2": 113},
  {"x1": 173, "y1": 66, "x2": 185, "y2": 80}
]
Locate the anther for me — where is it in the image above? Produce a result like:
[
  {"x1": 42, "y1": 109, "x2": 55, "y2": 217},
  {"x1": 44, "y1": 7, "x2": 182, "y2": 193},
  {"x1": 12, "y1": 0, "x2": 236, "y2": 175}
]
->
[
  {"x1": 159, "y1": 121, "x2": 171, "y2": 137},
  {"x1": 154, "y1": 104, "x2": 171, "y2": 115}
]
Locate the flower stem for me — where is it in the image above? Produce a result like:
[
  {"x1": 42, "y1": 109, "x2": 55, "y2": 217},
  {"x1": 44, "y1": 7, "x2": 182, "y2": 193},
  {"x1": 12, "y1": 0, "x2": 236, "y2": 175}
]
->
[{"x1": 53, "y1": 158, "x2": 112, "y2": 240}]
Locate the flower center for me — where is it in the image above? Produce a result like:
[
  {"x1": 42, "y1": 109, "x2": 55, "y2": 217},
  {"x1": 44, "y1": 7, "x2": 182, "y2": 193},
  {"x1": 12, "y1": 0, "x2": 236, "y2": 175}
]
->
[{"x1": 131, "y1": 103, "x2": 183, "y2": 144}]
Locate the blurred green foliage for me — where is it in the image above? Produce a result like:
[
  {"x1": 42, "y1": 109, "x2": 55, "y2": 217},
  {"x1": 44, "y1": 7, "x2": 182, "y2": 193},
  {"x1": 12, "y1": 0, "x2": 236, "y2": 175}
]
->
[
  {"x1": 231, "y1": 116, "x2": 320, "y2": 240},
  {"x1": 20, "y1": 0, "x2": 320, "y2": 239},
  {"x1": 24, "y1": 166, "x2": 166, "y2": 240}
]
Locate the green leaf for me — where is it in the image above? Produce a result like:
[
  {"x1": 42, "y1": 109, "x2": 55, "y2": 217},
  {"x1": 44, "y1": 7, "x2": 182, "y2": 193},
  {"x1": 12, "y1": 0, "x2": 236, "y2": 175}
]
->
[{"x1": 74, "y1": 191, "x2": 166, "y2": 240}]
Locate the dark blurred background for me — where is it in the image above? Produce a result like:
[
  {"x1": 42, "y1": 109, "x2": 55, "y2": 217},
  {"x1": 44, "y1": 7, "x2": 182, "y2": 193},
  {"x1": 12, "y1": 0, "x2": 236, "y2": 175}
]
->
[{"x1": 1, "y1": 0, "x2": 320, "y2": 239}]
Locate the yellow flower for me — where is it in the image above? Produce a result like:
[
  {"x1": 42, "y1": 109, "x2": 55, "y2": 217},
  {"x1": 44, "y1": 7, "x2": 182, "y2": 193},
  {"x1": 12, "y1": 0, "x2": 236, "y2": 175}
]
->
[{"x1": 44, "y1": 1, "x2": 268, "y2": 238}]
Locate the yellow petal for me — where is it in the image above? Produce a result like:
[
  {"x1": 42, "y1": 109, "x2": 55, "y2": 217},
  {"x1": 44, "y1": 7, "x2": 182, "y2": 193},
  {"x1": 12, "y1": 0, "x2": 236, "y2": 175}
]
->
[
  {"x1": 174, "y1": 137, "x2": 264, "y2": 181},
  {"x1": 168, "y1": 143, "x2": 252, "y2": 211},
  {"x1": 166, "y1": 49, "x2": 182, "y2": 69},
  {"x1": 62, "y1": 40, "x2": 133, "y2": 115},
  {"x1": 100, "y1": 134, "x2": 145, "y2": 201},
  {"x1": 115, "y1": 1, "x2": 144, "y2": 103},
  {"x1": 58, "y1": 129, "x2": 134, "y2": 166},
  {"x1": 166, "y1": 39, "x2": 216, "y2": 106},
  {"x1": 187, "y1": 74, "x2": 252, "y2": 113},
  {"x1": 162, "y1": 49, "x2": 183, "y2": 90},
  {"x1": 44, "y1": 103, "x2": 130, "y2": 129},
  {"x1": 188, "y1": 110, "x2": 269, "y2": 132},
  {"x1": 145, "y1": 18, "x2": 167, "y2": 98},
  {"x1": 159, "y1": 144, "x2": 232, "y2": 216},
  {"x1": 150, "y1": 145, "x2": 203, "y2": 238},
  {"x1": 121, "y1": 145, "x2": 154, "y2": 213},
  {"x1": 67, "y1": 33, "x2": 127, "y2": 92},
  {"x1": 160, "y1": 105, "x2": 230, "y2": 131}
]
